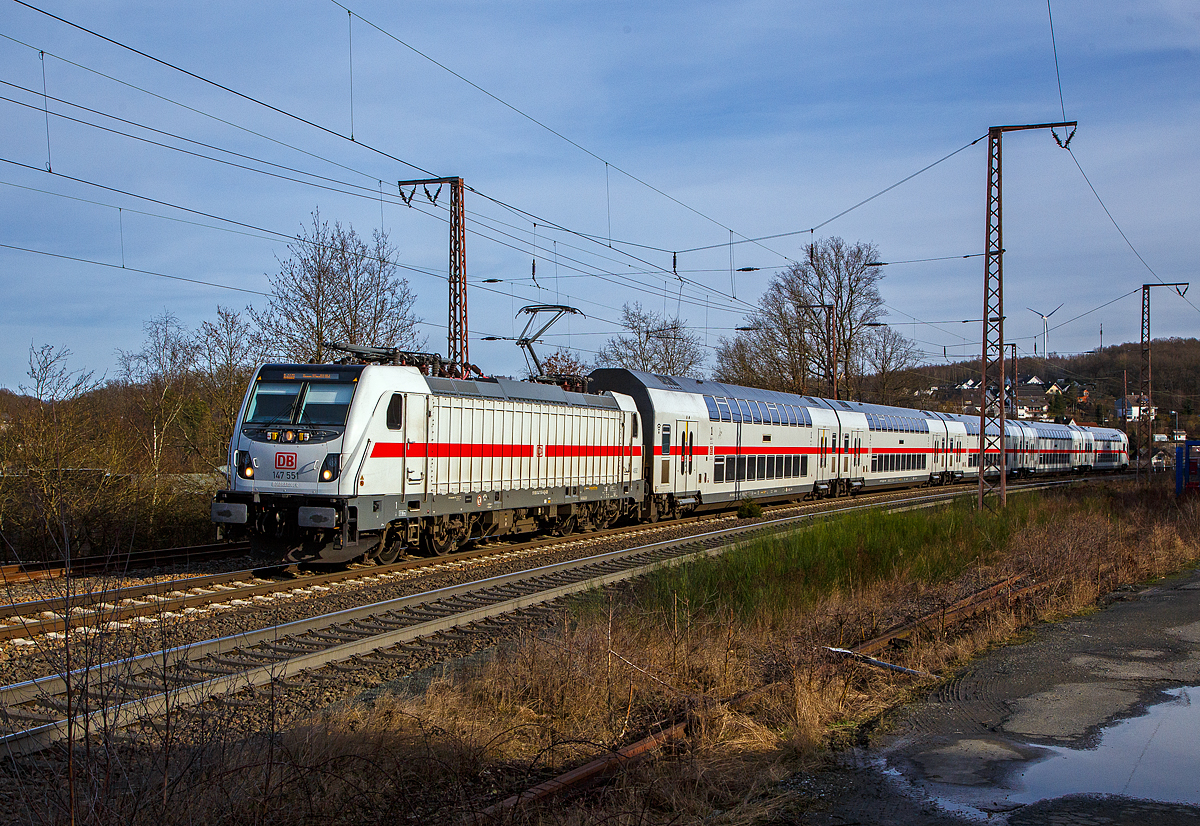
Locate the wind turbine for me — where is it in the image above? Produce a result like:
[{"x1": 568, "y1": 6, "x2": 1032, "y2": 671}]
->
[{"x1": 1027, "y1": 303, "x2": 1063, "y2": 358}]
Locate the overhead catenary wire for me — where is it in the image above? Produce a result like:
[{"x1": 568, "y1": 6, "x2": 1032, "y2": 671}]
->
[
  {"x1": 329, "y1": 0, "x2": 798, "y2": 264},
  {"x1": 676, "y1": 135, "x2": 987, "y2": 254},
  {"x1": 4, "y1": 10, "x2": 770, "y2": 303}
]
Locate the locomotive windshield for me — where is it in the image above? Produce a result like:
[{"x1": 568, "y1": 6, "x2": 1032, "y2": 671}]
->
[{"x1": 245, "y1": 380, "x2": 357, "y2": 426}]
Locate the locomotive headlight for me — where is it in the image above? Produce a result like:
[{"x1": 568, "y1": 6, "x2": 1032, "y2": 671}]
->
[
  {"x1": 283, "y1": 430, "x2": 296, "y2": 443},
  {"x1": 236, "y1": 450, "x2": 255, "y2": 479},
  {"x1": 319, "y1": 453, "x2": 340, "y2": 482}
]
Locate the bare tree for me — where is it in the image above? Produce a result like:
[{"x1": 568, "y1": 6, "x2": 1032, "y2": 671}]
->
[
  {"x1": 117, "y1": 311, "x2": 196, "y2": 514},
  {"x1": 862, "y1": 325, "x2": 922, "y2": 405},
  {"x1": 594, "y1": 303, "x2": 705, "y2": 378},
  {"x1": 525, "y1": 347, "x2": 589, "y2": 380},
  {"x1": 715, "y1": 237, "x2": 884, "y2": 397},
  {"x1": 250, "y1": 210, "x2": 424, "y2": 363},
  {"x1": 192, "y1": 306, "x2": 270, "y2": 467},
  {"x1": 714, "y1": 280, "x2": 814, "y2": 393}
]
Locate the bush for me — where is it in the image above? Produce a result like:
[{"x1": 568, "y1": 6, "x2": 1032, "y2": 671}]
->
[{"x1": 736, "y1": 497, "x2": 763, "y2": 519}]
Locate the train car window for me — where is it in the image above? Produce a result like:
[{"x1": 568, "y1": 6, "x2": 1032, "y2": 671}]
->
[
  {"x1": 782, "y1": 405, "x2": 794, "y2": 426},
  {"x1": 871, "y1": 454, "x2": 877, "y2": 472},
  {"x1": 736, "y1": 399, "x2": 752, "y2": 422},
  {"x1": 749, "y1": 401, "x2": 763, "y2": 424},
  {"x1": 661, "y1": 425, "x2": 671, "y2": 457},
  {"x1": 736, "y1": 456, "x2": 747, "y2": 481},
  {"x1": 386, "y1": 394, "x2": 404, "y2": 430},
  {"x1": 757, "y1": 456, "x2": 767, "y2": 479},
  {"x1": 716, "y1": 398, "x2": 732, "y2": 422},
  {"x1": 632, "y1": 414, "x2": 638, "y2": 438},
  {"x1": 687, "y1": 432, "x2": 694, "y2": 474},
  {"x1": 801, "y1": 455, "x2": 809, "y2": 477},
  {"x1": 768, "y1": 404, "x2": 781, "y2": 425},
  {"x1": 704, "y1": 396, "x2": 720, "y2": 421},
  {"x1": 728, "y1": 455, "x2": 736, "y2": 479},
  {"x1": 714, "y1": 456, "x2": 725, "y2": 483}
]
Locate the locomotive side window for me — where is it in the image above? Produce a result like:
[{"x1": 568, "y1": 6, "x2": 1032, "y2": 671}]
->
[
  {"x1": 661, "y1": 425, "x2": 671, "y2": 456},
  {"x1": 386, "y1": 394, "x2": 404, "y2": 430}
]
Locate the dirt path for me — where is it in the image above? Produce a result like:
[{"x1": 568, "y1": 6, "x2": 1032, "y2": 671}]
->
[{"x1": 788, "y1": 565, "x2": 1200, "y2": 825}]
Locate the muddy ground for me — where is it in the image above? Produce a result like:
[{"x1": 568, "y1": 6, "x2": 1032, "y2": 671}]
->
[{"x1": 788, "y1": 565, "x2": 1200, "y2": 825}]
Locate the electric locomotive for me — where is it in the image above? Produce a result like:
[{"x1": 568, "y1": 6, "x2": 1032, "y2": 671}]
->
[{"x1": 212, "y1": 362, "x2": 643, "y2": 563}]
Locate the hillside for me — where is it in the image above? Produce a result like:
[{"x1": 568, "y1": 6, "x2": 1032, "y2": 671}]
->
[{"x1": 891, "y1": 337, "x2": 1200, "y2": 434}]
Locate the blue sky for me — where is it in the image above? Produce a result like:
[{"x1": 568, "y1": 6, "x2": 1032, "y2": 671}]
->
[{"x1": 1, "y1": 1, "x2": 1197, "y2": 390}]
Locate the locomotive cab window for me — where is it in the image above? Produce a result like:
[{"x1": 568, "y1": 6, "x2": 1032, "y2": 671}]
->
[{"x1": 246, "y1": 379, "x2": 357, "y2": 427}]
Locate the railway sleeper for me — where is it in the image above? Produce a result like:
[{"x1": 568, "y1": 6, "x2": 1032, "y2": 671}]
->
[
  {"x1": 210, "y1": 654, "x2": 265, "y2": 669},
  {"x1": 403, "y1": 607, "x2": 454, "y2": 620},
  {"x1": 245, "y1": 648, "x2": 294, "y2": 662},
  {"x1": 264, "y1": 642, "x2": 327, "y2": 655},
  {"x1": 184, "y1": 662, "x2": 244, "y2": 677},
  {"x1": 1, "y1": 706, "x2": 61, "y2": 724},
  {"x1": 350, "y1": 618, "x2": 409, "y2": 633},
  {"x1": 120, "y1": 677, "x2": 174, "y2": 694},
  {"x1": 308, "y1": 627, "x2": 368, "y2": 643}
]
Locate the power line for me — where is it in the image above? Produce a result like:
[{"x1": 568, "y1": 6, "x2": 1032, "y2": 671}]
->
[
  {"x1": 331, "y1": 0, "x2": 792, "y2": 261},
  {"x1": 0, "y1": 242, "x2": 270, "y2": 296},
  {"x1": 676, "y1": 135, "x2": 987, "y2": 254},
  {"x1": 6, "y1": 10, "x2": 764, "y2": 302},
  {"x1": 1066, "y1": 148, "x2": 1199, "y2": 316}
]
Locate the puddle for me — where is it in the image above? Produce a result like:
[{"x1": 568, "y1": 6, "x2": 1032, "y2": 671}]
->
[{"x1": 1011, "y1": 686, "x2": 1200, "y2": 806}]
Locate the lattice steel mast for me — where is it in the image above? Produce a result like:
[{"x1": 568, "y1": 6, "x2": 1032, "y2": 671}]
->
[
  {"x1": 979, "y1": 122, "x2": 1075, "y2": 511},
  {"x1": 1137, "y1": 282, "x2": 1189, "y2": 481},
  {"x1": 399, "y1": 176, "x2": 469, "y2": 376}
]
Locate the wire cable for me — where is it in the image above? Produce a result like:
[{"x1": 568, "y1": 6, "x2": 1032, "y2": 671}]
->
[
  {"x1": 0, "y1": 242, "x2": 270, "y2": 296},
  {"x1": 676, "y1": 135, "x2": 987, "y2": 254}
]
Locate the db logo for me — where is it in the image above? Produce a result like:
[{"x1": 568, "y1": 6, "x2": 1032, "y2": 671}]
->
[{"x1": 275, "y1": 452, "x2": 298, "y2": 470}]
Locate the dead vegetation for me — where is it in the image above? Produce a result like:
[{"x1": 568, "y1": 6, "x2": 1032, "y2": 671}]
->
[{"x1": 4, "y1": 481, "x2": 1199, "y2": 825}]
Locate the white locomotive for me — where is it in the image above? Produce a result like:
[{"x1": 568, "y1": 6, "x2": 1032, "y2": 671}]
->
[{"x1": 212, "y1": 363, "x2": 1128, "y2": 564}]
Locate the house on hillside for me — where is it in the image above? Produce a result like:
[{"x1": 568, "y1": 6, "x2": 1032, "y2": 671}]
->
[
  {"x1": 1115, "y1": 396, "x2": 1158, "y2": 420},
  {"x1": 1011, "y1": 385, "x2": 1049, "y2": 420}
]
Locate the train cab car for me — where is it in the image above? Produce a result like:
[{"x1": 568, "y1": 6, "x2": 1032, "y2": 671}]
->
[
  {"x1": 1086, "y1": 426, "x2": 1129, "y2": 471},
  {"x1": 213, "y1": 364, "x2": 643, "y2": 563}
]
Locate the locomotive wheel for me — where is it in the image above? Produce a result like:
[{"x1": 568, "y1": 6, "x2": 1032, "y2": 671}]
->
[
  {"x1": 422, "y1": 520, "x2": 457, "y2": 556},
  {"x1": 373, "y1": 539, "x2": 402, "y2": 565}
]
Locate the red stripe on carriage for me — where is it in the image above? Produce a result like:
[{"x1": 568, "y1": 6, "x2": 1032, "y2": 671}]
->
[{"x1": 370, "y1": 443, "x2": 639, "y2": 459}]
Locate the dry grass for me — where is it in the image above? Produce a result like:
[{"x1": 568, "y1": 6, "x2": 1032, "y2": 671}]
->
[{"x1": 7, "y1": 481, "x2": 1199, "y2": 825}]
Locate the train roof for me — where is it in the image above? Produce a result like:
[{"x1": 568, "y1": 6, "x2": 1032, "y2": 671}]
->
[
  {"x1": 424, "y1": 374, "x2": 622, "y2": 410},
  {"x1": 589, "y1": 369, "x2": 948, "y2": 420}
]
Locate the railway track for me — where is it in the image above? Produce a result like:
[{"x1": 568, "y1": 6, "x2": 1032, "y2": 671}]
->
[
  {"x1": 0, "y1": 541, "x2": 253, "y2": 585},
  {"x1": 0, "y1": 477, "x2": 1084, "y2": 756},
  {"x1": 0, "y1": 477, "x2": 1057, "y2": 644}
]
